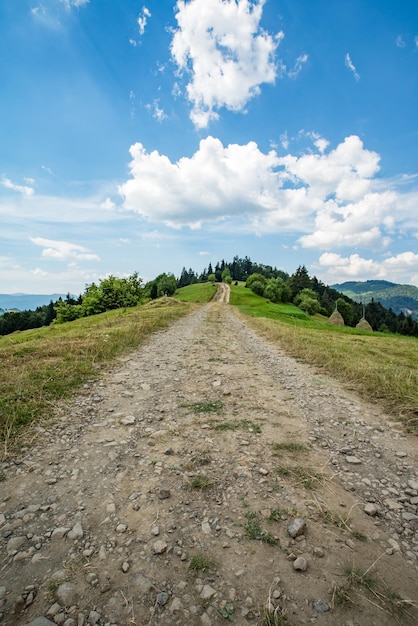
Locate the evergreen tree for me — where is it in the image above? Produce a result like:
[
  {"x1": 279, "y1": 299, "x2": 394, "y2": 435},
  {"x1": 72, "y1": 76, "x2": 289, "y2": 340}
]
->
[{"x1": 288, "y1": 265, "x2": 313, "y2": 300}]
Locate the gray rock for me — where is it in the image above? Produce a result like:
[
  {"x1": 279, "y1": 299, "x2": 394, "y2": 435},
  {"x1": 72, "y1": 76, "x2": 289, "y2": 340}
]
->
[
  {"x1": 153, "y1": 540, "x2": 168, "y2": 554},
  {"x1": 120, "y1": 415, "x2": 136, "y2": 425},
  {"x1": 364, "y1": 503, "x2": 378, "y2": 516},
  {"x1": 56, "y1": 582, "x2": 78, "y2": 607},
  {"x1": 313, "y1": 599, "x2": 330, "y2": 613},
  {"x1": 157, "y1": 592, "x2": 169, "y2": 606},
  {"x1": 288, "y1": 518, "x2": 306, "y2": 538},
  {"x1": 293, "y1": 557, "x2": 308, "y2": 571},
  {"x1": 115, "y1": 523, "x2": 127, "y2": 533},
  {"x1": 346, "y1": 456, "x2": 362, "y2": 465},
  {"x1": 23, "y1": 619, "x2": 55, "y2": 626},
  {"x1": 88, "y1": 611, "x2": 101, "y2": 625},
  {"x1": 51, "y1": 527, "x2": 70, "y2": 540},
  {"x1": 6, "y1": 536, "x2": 26, "y2": 555},
  {"x1": 68, "y1": 522, "x2": 84, "y2": 541},
  {"x1": 200, "y1": 585, "x2": 216, "y2": 600}
]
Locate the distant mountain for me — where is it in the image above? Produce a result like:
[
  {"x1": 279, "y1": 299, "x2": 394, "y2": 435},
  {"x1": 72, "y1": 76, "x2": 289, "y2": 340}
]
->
[
  {"x1": 0, "y1": 293, "x2": 66, "y2": 313},
  {"x1": 332, "y1": 280, "x2": 418, "y2": 320}
]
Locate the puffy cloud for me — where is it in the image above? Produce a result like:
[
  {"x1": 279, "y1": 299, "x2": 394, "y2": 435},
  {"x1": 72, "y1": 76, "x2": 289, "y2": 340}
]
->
[
  {"x1": 298, "y1": 191, "x2": 397, "y2": 250},
  {"x1": 118, "y1": 133, "x2": 416, "y2": 252},
  {"x1": 30, "y1": 237, "x2": 100, "y2": 261},
  {"x1": 318, "y1": 251, "x2": 418, "y2": 284},
  {"x1": 170, "y1": 0, "x2": 281, "y2": 128},
  {"x1": 119, "y1": 136, "x2": 283, "y2": 227}
]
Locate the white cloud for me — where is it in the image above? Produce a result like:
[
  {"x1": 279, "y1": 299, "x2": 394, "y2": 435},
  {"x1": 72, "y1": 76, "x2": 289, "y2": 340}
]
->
[
  {"x1": 100, "y1": 197, "x2": 116, "y2": 210},
  {"x1": 138, "y1": 6, "x2": 151, "y2": 36},
  {"x1": 318, "y1": 251, "x2": 418, "y2": 285},
  {"x1": 119, "y1": 136, "x2": 282, "y2": 227},
  {"x1": 1, "y1": 177, "x2": 34, "y2": 197},
  {"x1": 118, "y1": 133, "x2": 418, "y2": 257},
  {"x1": 396, "y1": 35, "x2": 406, "y2": 48},
  {"x1": 61, "y1": 0, "x2": 90, "y2": 9},
  {"x1": 145, "y1": 100, "x2": 167, "y2": 122},
  {"x1": 284, "y1": 53, "x2": 308, "y2": 79},
  {"x1": 170, "y1": 0, "x2": 281, "y2": 128},
  {"x1": 30, "y1": 237, "x2": 100, "y2": 261},
  {"x1": 345, "y1": 53, "x2": 360, "y2": 81}
]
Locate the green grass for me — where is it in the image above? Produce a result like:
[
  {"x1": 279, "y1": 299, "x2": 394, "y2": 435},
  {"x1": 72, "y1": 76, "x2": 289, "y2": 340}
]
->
[
  {"x1": 189, "y1": 551, "x2": 217, "y2": 573},
  {"x1": 188, "y1": 474, "x2": 213, "y2": 490},
  {"x1": 0, "y1": 299, "x2": 191, "y2": 453},
  {"x1": 181, "y1": 400, "x2": 224, "y2": 415},
  {"x1": 230, "y1": 284, "x2": 418, "y2": 432},
  {"x1": 175, "y1": 282, "x2": 217, "y2": 303},
  {"x1": 243, "y1": 510, "x2": 280, "y2": 545},
  {"x1": 211, "y1": 418, "x2": 262, "y2": 433}
]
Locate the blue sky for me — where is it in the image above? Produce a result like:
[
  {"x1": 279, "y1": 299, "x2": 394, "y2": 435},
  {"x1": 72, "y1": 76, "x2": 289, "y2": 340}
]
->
[{"x1": 1, "y1": 0, "x2": 418, "y2": 294}]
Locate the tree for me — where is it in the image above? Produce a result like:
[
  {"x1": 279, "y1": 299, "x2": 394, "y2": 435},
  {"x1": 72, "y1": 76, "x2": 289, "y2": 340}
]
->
[
  {"x1": 246, "y1": 273, "x2": 268, "y2": 289},
  {"x1": 336, "y1": 298, "x2": 355, "y2": 326},
  {"x1": 289, "y1": 265, "x2": 312, "y2": 300},
  {"x1": 221, "y1": 268, "x2": 231, "y2": 283},
  {"x1": 294, "y1": 288, "x2": 320, "y2": 315},
  {"x1": 155, "y1": 273, "x2": 177, "y2": 296},
  {"x1": 263, "y1": 277, "x2": 291, "y2": 303}
]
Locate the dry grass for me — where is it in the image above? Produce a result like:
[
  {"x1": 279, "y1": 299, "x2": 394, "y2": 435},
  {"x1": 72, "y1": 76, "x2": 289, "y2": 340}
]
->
[
  {"x1": 242, "y1": 315, "x2": 418, "y2": 433},
  {"x1": 0, "y1": 299, "x2": 191, "y2": 456}
]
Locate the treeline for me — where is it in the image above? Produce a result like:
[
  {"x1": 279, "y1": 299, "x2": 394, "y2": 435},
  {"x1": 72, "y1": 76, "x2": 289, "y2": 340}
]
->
[
  {"x1": 1, "y1": 257, "x2": 417, "y2": 337},
  {"x1": 177, "y1": 257, "x2": 418, "y2": 337},
  {"x1": 0, "y1": 301, "x2": 58, "y2": 335}
]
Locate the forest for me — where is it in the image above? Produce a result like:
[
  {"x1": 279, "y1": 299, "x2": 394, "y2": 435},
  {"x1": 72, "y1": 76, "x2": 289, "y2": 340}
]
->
[{"x1": 1, "y1": 256, "x2": 417, "y2": 337}]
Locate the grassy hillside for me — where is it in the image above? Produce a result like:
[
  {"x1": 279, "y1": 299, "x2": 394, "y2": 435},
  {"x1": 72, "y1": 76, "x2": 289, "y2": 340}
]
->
[{"x1": 175, "y1": 281, "x2": 217, "y2": 303}]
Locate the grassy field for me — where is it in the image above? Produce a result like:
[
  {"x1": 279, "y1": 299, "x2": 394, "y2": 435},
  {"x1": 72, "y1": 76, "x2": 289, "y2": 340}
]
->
[
  {"x1": 175, "y1": 281, "x2": 217, "y2": 303},
  {"x1": 0, "y1": 298, "x2": 191, "y2": 454},
  {"x1": 230, "y1": 284, "x2": 418, "y2": 432}
]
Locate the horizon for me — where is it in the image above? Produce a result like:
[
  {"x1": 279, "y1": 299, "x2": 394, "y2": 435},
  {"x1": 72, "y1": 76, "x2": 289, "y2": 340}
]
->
[{"x1": 1, "y1": 0, "x2": 417, "y2": 293}]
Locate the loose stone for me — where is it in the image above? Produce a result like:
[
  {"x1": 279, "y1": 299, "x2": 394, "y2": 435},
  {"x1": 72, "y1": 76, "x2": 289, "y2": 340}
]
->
[
  {"x1": 68, "y1": 521, "x2": 84, "y2": 541},
  {"x1": 288, "y1": 518, "x2": 306, "y2": 538},
  {"x1": 364, "y1": 503, "x2": 378, "y2": 516},
  {"x1": 346, "y1": 456, "x2": 362, "y2": 465},
  {"x1": 153, "y1": 540, "x2": 168, "y2": 554},
  {"x1": 313, "y1": 599, "x2": 330, "y2": 613},
  {"x1": 293, "y1": 557, "x2": 308, "y2": 571}
]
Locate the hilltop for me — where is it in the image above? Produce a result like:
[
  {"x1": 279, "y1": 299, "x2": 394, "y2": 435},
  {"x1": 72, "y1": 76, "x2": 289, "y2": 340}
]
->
[{"x1": 332, "y1": 279, "x2": 418, "y2": 320}]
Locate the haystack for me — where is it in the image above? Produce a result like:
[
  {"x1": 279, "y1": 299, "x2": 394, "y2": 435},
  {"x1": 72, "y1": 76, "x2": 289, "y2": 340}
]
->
[
  {"x1": 328, "y1": 307, "x2": 345, "y2": 326},
  {"x1": 356, "y1": 317, "x2": 373, "y2": 331}
]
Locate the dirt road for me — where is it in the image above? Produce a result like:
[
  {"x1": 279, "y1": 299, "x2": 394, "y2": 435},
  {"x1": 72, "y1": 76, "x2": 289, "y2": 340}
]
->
[{"x1": 1, "y1": 298, "x2": 417, "y2": 626}]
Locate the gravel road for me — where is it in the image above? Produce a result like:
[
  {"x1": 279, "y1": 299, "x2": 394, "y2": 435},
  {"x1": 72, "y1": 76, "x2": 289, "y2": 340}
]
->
[{"x1": 1, "y1": 295, "x2": 417, "y2": 626}]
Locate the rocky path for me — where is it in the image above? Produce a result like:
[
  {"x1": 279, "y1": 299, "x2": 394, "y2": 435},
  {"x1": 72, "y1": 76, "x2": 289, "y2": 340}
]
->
[{"x1": 1, "y1": 299, "x2": 417, "y2": 626}]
